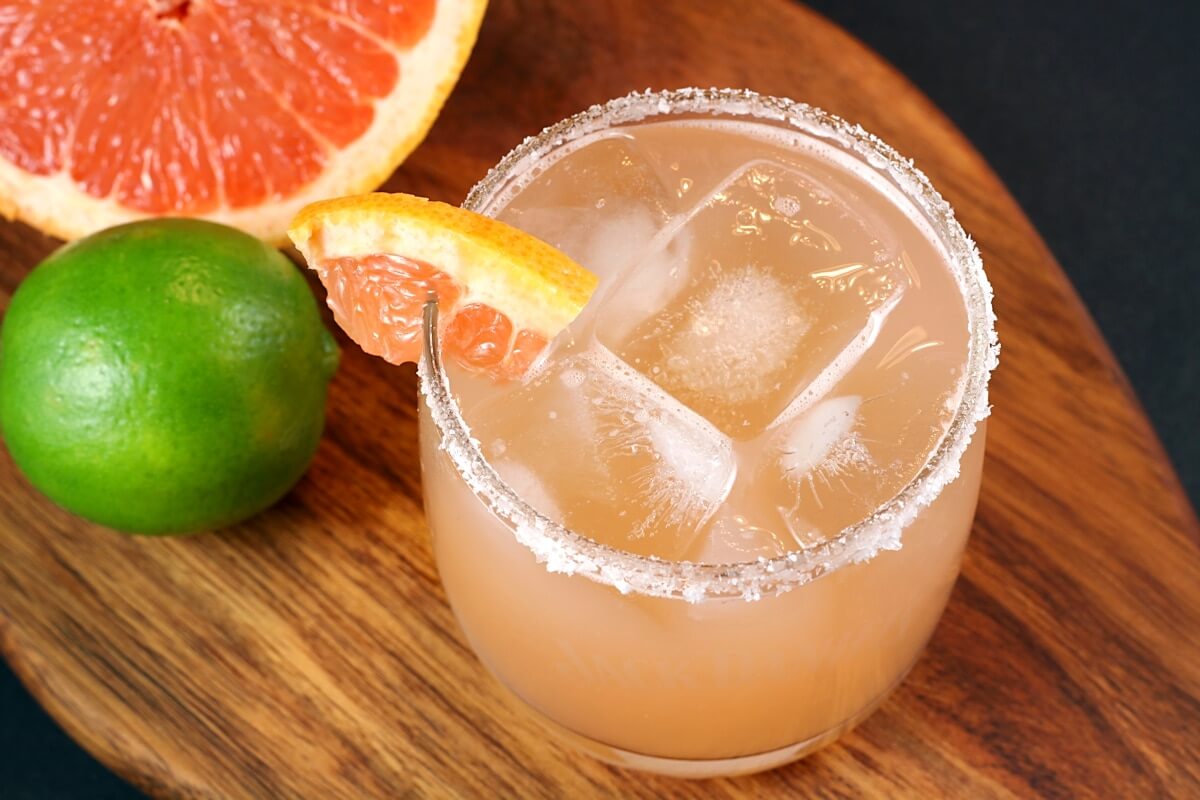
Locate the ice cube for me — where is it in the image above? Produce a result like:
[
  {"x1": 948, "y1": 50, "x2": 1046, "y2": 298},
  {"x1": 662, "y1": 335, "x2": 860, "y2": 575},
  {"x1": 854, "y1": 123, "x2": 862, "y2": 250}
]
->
[
  {"x1": 595, "y1": 159, "x2": 910, "y2": 439},
  {"x1": 763, "y1": 394, "x2": 883, "y2": 539},
  {"x1": 494, "y1": 132, "x2": 686, "y2": 281},
  {"x1": 466, "y1": 344, "x2": 736, "y2": 560},
  {"x1": 681, "y1": 396, "x2": 872, "y2": 561},
  {"x1": 716, "y1": 336, "x2": 963, "y2": 550},
  {"x1": 589, "y1": 221, "x2": 693, "y2": 346},
  {"x1": 506, "y1": 206, "x2": 665, "y2": 282},
  {"x1": 777, "y1": 395, "x2": 867, "y2": 481}
]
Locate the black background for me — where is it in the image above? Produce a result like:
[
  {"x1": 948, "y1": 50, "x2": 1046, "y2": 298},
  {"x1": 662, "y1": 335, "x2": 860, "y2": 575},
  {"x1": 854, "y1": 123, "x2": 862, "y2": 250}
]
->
[{"x1": 3, "y1": 1, "x2": 1197, "y2": 797}]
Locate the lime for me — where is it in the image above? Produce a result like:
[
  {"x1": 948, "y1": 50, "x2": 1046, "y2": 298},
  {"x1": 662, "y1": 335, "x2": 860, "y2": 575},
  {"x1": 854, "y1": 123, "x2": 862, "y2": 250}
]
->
[{"x1": 0, "y1": 218, "x2": 339, "y2": 535}]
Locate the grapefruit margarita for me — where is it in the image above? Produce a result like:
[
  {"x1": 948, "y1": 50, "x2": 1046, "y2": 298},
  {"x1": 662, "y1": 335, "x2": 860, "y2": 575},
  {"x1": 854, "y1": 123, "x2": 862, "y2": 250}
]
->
[{"x1": 417, "y1": 90, "x2": 997, "y2": 777}]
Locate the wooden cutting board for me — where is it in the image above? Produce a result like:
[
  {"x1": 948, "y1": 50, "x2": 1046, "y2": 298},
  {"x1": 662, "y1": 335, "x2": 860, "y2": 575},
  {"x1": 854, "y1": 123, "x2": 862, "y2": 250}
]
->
[{"x1": 2, "y1": 1, "x2": 1198, "y2": 797}]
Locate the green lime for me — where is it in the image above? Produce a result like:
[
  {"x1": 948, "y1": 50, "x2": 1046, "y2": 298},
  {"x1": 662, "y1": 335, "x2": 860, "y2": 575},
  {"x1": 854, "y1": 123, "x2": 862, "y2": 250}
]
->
[{"x1": 0, "y1": 218, "x2": 339, "y2": 535}]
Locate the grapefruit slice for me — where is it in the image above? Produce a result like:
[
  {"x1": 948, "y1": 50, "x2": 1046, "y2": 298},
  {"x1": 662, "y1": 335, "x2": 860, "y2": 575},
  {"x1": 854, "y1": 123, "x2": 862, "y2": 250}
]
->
[
  {"x1": 0, "y1": 0, "x2": 487, "y2": 243},
  {"x1": 289, "y1": 192, "x2": 598, "y2": 379}
]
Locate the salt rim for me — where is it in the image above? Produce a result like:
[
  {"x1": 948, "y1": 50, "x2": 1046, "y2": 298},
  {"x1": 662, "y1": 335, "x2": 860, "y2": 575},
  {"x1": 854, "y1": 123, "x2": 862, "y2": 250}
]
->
[{"x1": 418, "y1": 87, "x2": 999, "y2": 603}]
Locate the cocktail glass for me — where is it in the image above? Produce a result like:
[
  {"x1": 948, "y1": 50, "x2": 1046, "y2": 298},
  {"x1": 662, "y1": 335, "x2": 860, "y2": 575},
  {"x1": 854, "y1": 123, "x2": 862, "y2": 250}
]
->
[{"x1": 417, "y1": 89, "x2": 997, "y2": 778}]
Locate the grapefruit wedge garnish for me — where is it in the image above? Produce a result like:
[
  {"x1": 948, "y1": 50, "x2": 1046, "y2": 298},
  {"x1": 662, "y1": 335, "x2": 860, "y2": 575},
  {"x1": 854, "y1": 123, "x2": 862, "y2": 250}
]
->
[
  {"x1": 289, "y1": 193, "x2": 598, "y2": 379},
  {"x1": 0, "y1": 1, "x2": 487, "y2": 243}
]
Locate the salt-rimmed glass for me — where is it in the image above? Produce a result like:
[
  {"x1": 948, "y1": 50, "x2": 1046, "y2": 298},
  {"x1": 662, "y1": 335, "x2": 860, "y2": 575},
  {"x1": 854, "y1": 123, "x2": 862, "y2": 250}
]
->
[{"x1": 418, "y1": 88, "x2": 998, "y2": 777}]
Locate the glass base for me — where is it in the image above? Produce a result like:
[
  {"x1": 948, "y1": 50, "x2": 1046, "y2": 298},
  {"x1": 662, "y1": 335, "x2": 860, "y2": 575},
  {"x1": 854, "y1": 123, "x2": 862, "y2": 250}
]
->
[{"x1": 527, "y1": 689, "x2": 896, "y2": 779}]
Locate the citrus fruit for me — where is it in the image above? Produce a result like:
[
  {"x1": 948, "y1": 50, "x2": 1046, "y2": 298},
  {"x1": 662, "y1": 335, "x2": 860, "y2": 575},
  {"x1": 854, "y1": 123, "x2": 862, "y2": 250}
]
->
[
  {"x1": 0, "y1": 218, "x2": 339, "y2": 535},
  {"x1": 0, "y1": 0, "x2": 487, "y2": 244},
  {"x1": 289, "y1": 192, "x2": 598, "y2": 379}
]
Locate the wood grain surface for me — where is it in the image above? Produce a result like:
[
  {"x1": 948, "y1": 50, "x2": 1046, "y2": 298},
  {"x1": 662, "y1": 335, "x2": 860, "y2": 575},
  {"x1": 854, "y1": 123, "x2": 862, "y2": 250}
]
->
[{"x1": 3, "y1": 1, "x2": 1199, "y2": 797}]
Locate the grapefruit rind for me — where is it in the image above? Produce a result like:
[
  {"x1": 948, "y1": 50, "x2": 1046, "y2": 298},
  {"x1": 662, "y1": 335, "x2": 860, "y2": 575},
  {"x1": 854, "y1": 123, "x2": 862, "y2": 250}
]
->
[
  {"x1": 0, "y1": 0, "x2": 488, "y2": 244},
  {"x1": 289, "y1": 193, "x2": 598, "y2": 342}
]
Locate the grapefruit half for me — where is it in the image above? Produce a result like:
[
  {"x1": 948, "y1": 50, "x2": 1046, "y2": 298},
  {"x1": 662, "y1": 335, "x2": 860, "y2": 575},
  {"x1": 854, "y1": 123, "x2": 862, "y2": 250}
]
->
[{"x1": 0, "y1": 0, "x2": 487, "y2": 243}]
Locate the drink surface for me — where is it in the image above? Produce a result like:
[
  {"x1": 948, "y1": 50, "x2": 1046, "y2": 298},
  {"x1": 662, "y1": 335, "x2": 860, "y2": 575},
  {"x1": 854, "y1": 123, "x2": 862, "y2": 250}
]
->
[{"x1": 452, "y1": 118, "x2": 970, "y2": 563}]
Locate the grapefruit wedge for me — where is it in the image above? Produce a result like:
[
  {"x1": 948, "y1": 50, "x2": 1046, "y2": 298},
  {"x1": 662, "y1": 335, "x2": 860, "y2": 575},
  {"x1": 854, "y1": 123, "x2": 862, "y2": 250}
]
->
[
  {"x1": 289, "y1": 192, "x2": 598, "y2": 379},
  {"x1": 0, "y1": 0, "x2": 487, "y2": 243}
]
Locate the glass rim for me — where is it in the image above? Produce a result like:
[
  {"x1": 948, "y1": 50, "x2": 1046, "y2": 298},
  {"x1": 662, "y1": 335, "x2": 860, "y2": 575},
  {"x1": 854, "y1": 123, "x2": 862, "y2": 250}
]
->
[{"x1": 418, "y1": 87, "x2": 999, "y2": 602}]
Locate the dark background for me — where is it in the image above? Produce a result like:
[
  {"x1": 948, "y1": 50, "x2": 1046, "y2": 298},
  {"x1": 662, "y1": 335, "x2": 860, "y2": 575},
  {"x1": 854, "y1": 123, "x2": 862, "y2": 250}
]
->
[{"x1": 3, "y1": 1, "x2": 1197, "y2": 797}]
